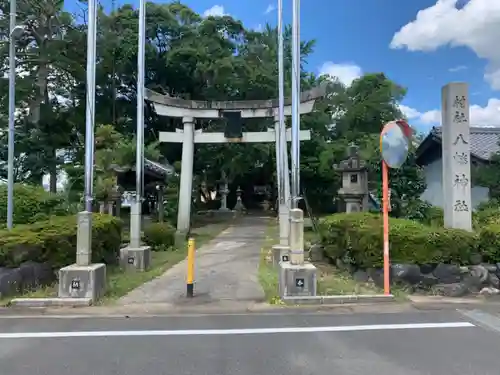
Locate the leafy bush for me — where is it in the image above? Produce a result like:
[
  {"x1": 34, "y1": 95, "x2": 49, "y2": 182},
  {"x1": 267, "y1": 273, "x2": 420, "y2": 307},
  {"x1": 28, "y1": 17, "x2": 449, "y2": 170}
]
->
[
  {"x1": 0, "y1": 214, "x2": 122, "y2": 269},
  {"x1": 0, "y1": 184, "x2": 67, "y2": 226},
  {"x1": 319, "y1": 212, "x2": 478, "y2": 269},
  {"x1": 143, "y1": 222, "x2": 175, "y2": 250},
  {"x1": 473, "y1": 200, "x2": 500, "y2": 227},
  {"x1": 478, "y1": 223, "x2": 500, "y2": 263}
]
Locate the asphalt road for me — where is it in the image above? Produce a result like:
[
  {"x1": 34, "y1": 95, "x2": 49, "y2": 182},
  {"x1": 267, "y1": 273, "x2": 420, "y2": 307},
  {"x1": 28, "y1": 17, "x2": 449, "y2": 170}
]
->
[{"x1": 1, "y1": 309, "x2": 499, "y2": 375}]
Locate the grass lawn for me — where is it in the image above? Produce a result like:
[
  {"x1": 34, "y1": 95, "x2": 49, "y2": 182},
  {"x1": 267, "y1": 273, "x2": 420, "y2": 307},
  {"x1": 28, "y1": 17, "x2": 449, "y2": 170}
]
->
[
  {"x1": 1, "y1": 221, "x2": 230, "y2": 306},
  {"x1": 257, "y1": 223, "x2": 404, "y2": 303},
  {"x1": 258, "y1": 223, "x2": 282, "y2": 304}
]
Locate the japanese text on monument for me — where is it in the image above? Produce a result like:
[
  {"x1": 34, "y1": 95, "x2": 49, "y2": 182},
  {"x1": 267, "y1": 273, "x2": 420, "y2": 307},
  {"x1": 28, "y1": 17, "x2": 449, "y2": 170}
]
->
[{"x1": 450, "y1": 94, "x2": 470, "y2": 212}]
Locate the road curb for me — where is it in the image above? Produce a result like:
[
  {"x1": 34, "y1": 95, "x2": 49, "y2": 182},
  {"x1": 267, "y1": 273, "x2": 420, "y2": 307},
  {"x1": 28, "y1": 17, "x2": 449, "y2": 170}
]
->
[
  {"x1": 9, "y1": 298, "x2": 93, "y2": 308},
  {"x1": 281, "y1": 294, "x2": 395, "y2": 305}
]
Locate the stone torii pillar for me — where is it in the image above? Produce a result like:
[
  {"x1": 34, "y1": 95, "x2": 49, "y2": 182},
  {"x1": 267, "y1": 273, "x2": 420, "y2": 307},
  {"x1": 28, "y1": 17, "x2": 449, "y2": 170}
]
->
[{"x1": 146, "y1": 86, "x2": 326, "y2": 243}]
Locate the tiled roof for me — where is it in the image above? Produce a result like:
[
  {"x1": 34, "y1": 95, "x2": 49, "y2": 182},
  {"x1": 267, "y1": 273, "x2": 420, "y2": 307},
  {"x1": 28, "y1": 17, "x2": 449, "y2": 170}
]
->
[
  {"x1": 429, "y1": 126, "x2": 500, "y2": 160},
  {"x1": 144, "y1": 159, "x2": 175, "y2": 176}
]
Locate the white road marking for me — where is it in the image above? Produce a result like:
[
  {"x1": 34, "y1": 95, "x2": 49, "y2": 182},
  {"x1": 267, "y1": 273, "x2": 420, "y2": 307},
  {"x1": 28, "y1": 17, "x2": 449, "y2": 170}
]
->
[{"x1": 0, "y1": 322, "x2": 475, "y2": 339}]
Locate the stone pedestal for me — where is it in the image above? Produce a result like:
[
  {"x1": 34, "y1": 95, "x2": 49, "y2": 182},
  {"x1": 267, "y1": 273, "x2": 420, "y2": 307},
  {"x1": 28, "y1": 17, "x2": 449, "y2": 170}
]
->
[
  {"x1": 119, "y1": 246, "x2": 151, "y2": 271},
  {"x1": 272, "y1": 244, "x2": 290, "y2": 266},
  {"x1": 58, "y1": 263, "x2": 106, "y2": 300},
  {"x1": 278, "y1": 208, "x2": 318, "y2": 297},
  {"x1": 345, "y1": 197, "x2": 362, "y2": 213},
  {"x1": 58, "y1": 211, "x2": 107, "y2": 303},
  {"x1": 278, "y1": 262, "x2": 317, "y2": 298}
]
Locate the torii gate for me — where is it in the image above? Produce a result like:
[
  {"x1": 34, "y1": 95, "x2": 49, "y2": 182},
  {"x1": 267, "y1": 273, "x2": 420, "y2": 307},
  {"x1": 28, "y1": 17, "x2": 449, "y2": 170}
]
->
[{"x1": 146, "y1": 85, "x2": 326, "y2": 240}]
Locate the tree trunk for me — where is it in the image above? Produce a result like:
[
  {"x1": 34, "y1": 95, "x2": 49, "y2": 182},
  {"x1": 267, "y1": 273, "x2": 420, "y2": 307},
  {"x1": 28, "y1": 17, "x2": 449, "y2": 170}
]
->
[{"x1": 28, "y1": 63, "x2": 49, "y2": 125}]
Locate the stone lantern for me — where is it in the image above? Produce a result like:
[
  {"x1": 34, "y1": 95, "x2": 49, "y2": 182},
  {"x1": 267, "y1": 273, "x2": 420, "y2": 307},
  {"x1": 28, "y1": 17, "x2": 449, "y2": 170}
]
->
[
  {"x1": 233, "y1": 186, "x2": 246, "y2": 212},
  {"x1": 218, "y1": 171, "x2": 230, "y2": 212},
  {"x1": 333, "y1": 144, "x2": 369, "y2": 213}
]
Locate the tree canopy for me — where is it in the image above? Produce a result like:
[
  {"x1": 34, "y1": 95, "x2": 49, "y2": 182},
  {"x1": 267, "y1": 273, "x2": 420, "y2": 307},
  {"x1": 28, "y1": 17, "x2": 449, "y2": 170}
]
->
[{"x1": 0, "y1": 0, "x2": 426, "y2": 214}]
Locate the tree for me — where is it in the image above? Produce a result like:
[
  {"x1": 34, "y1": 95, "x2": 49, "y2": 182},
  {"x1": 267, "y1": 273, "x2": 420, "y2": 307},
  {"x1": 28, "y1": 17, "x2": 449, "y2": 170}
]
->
[
  {"x1": 0, "y1": 0, "x2": 86, "y2": 191},
  {"x1": 0, "y1": 1, "x2": 423, "y2": 216}
]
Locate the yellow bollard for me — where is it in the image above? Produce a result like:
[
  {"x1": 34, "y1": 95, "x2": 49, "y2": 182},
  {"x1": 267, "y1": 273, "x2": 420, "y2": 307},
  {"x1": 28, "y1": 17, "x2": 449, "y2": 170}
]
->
[{"x1": 186, "y1": 238, "x2": 195, "y2": 297}]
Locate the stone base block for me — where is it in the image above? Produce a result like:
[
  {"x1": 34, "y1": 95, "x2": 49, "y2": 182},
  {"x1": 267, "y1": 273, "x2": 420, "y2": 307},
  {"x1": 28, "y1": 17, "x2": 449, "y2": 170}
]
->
[
  {"x1": 272, "y1": 244, "x2": 290, "y2": 266},
  {"x1": 120, "y1": 246, "x2": 151, "y2": 271},
  {"x1": 279, "y1": 262, "x2": 317, "y2": 298},
  {"x1": 58, "y1": 263, "x2": 106, "y2": 302}
]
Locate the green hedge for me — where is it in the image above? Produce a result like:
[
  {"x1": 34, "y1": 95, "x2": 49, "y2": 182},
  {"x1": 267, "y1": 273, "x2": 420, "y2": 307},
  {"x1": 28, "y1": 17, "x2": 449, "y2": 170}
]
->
[
  {"x1": 143, "y1": 222, "x2": 175, "y2": 250},
  {"x1": 0, "y1": 214, "x2": 122, "y2": 269},
  {"x1": 0, "y1": 184, "x2": 67, "y2": 226},
  {"x1": 319, "y1": 213, "x2": 479, "y2": 268},
  {"x1": 478, "y1": 223, "x2": 500, "y2": 262}
]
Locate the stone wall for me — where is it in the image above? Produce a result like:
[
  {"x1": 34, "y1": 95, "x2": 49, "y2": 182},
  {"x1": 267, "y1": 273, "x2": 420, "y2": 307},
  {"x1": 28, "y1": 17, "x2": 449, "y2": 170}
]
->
[
  {"x1": 309, "y1": 243, "x2": 500, "y2": 298},
  {"x1": 341, "y1": 259, "x2": 500, "y2": 297},
  {"x1": 0, "y1": 262, "x2": 54, "y2": 299}
]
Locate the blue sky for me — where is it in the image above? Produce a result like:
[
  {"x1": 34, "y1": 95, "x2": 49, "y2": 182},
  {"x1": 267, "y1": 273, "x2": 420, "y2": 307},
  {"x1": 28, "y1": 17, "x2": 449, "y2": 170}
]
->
[{"x1": 68, "y1": 0, "x2": 500, "y2": 134}]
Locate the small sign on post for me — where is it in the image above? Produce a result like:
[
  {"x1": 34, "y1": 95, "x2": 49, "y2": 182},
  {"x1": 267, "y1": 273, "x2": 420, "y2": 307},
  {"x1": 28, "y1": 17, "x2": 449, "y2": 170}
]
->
[
  {"x1": 380, "y1": 120, "x2": 412, "y2": 296},
  {"x1": 71, "y1": 279, "x2": 80, "y2": 290},
  {"x1": 127, "y1": 257, "x2": 135, "y2": 265},
  {"x1": 295, "y1": 278, "x2": 305, "y2": 288}
]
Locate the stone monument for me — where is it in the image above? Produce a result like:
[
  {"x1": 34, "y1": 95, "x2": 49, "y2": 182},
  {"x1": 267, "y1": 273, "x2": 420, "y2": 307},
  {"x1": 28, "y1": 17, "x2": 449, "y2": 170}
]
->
[
  {"x1": 441, "y1": 82, "x2": 472, "y2": 231},
  {"x1": 334, "y1": 144, "x2": 369, "y2": 213},
  {"x1": 146, "y1": 85, "x2": 326, "y2": 243}
]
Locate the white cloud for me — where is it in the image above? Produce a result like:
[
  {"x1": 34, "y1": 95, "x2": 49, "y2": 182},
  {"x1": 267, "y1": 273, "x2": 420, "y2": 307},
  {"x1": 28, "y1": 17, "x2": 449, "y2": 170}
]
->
[
  {"x1": 203, "y1": 5, "x2": 226, "y2": 17},
  {"x1": 449, "y1": 65, "x2": 467, "y2": 72},
  {"x1": 253, "y1": 24, "x2": 263, "y2": 32},
  {"x1": 319, "y1": 62, "x2": 362, "y2": 86},
  {"x1": 400, "y1": 99, "x2": 500, "y2": 127},
  {"x1": 264, "y1": 4, "x2": 276, "y2": 14},
  {"x1": 390, "y1": 0, "x2": 500, "y2": 89}
]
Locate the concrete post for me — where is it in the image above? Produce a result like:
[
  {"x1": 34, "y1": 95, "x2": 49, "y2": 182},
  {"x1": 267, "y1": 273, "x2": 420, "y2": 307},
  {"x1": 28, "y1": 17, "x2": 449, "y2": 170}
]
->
[
  {"x1": 274, "y1": 116, "x2": 290, "y2": 245},
  {"x1": 75, "y1": 211, "x2": 92, "y2": 266},
  {"x1": 278, "y1": 207, "x2": 317, "y2": 298},
  {"x1": 176, "y1": 117, "x2": 195, "y2": 237},
  {"x1": 289, "y1": 208, "x2": 304, "y2": 265},
  {"x1": 441, "y1": 83, "x2": 472, "y2": 231},
  {"x1": 129, "y1": 200, "x2": 141, "y2": 248}
]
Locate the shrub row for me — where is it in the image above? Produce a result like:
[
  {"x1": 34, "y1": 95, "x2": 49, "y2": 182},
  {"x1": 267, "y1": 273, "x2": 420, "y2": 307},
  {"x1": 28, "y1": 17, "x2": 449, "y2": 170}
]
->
[
  {"x1": 143, "y1": 222, "x2": 175, "y2": 250},
  {"x1": 318, "y1": 212, "x2": 499, "y2": 269},
  {"x1": 0, "y1": 214, "x2": 122, "y2": 269},
  {"x1": 0, "y1": 184, "x2": 68, "y2": 227}
]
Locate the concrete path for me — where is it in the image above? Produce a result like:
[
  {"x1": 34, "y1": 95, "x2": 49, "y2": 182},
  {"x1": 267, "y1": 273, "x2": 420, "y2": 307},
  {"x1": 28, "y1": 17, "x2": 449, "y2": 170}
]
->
[
  {"x1": 2, "y1": 310, "x2": 500, "y2": 374},
  {"x1": 118, "y1": 216, "x2": 268, "y2": 306}
]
